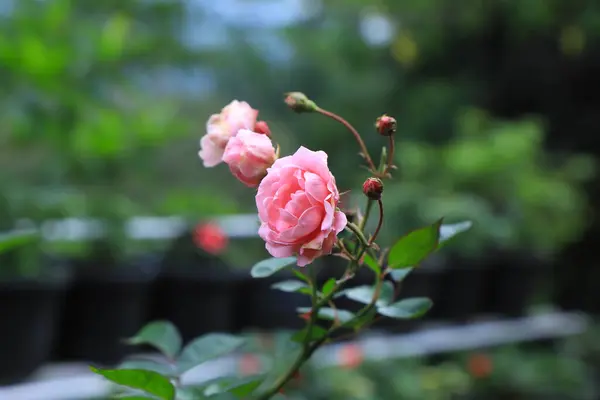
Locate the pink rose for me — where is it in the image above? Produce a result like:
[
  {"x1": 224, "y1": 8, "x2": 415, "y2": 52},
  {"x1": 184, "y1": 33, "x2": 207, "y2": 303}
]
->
[
  {"x1": 198, "y1": 100, "x2": 259, "y2": 167},
  {"x1": 256, "y1": 146, "x2": 348, "y2": 266},
  {"x1": 223, "y1": 129, "x2": 277, "y2": 187}
]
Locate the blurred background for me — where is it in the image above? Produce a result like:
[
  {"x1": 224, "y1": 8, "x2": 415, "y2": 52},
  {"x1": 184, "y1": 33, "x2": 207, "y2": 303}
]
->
[{"x1": 2, "y1": 0, "x2": 600, "y2": 398}]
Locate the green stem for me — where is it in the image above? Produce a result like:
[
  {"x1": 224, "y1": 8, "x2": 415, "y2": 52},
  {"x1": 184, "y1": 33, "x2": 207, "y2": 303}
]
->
[
  {"x1": 360, "y1": 199, "x2": 374, "y2": 232},
  {"x1": 345, "y1": 222, "x2": 371, "y2": 249},
  {"x1": 257, "y1": 260, "x2": 354, "y2": 399}
]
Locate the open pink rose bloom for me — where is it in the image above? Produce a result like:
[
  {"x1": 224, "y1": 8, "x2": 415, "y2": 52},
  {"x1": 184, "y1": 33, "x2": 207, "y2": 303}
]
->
[
  {"x1": 198, "y1": 100, "x2": 259, "y2": 167},
  {"x1": 256, "y1": 146, "x2": 348, "y2": 266}
]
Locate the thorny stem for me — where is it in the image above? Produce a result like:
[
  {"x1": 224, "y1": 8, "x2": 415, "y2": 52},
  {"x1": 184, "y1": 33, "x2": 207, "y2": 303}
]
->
[
  {"x1": 360, "y1": 199, "x2": 374, "y2": 232},
  {"x1": 316, "y1": 107, "x2": 377, "y2": 172}
]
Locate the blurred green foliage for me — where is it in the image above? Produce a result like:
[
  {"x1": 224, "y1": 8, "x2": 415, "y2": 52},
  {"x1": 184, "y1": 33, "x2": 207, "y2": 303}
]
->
[
  {"x1": 291, "y1": 345, "x2": 595, "y2": 399},
  {"x1": 2, "y1": 0, "x2": 600, "y2": 272},
  {"x1": 384, "y1": 109, "x2": 595, "y2": 257}
]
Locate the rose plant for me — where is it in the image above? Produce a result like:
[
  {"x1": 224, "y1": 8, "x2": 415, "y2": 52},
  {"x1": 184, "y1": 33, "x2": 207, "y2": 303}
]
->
[{"x1": 91, "y1": 93, "x2": 472, "y2": 400}]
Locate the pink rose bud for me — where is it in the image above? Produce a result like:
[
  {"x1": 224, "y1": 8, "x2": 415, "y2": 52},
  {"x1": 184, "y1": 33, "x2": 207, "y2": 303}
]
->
[
  {"x1": 254, "y1": 120, "x2": 271, "y2": 136},
  {"x1": 375, "y1": 114, "x2": 397, "y2": 137},
  {"x1": 198, "y1": 100, "x2": 259, "y2": 167},
  {"x1": 223, "y1": 129, "x2": 277, "y2": 187},
  {"x1": 362, "y1": 177, "x2": 384, "y2": 200},
  {"x1": 256, "y1": 146, "x2": 348, "y2": 266},
  {"x1": 284, "y1": 92, "x2": 317, "y2": 113}
]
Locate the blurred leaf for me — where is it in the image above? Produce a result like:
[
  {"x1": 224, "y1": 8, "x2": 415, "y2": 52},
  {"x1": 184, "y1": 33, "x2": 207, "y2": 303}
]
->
[
  {"x1": 321, "y1": 278, "x2": 336, "y2": 296},
  {"x1": 99, "y1": 13, "x2": 130, "y2": 60},
  {"x1": 0, "y1": 229, "x2": 38, "y2": 253},
  {"x1": 250, "y1": 257, "x2": 297, "y2": 278},
  {"x1": 388, "y1": 267, "x2": 414, "y2": 282},
  {"x1": 348, "y1": 307, "x2": 378, "y2": 330},
  {"x1": 271, "y1": 280, "x2": 310, "y2": 294},
  {"x1": 291, "y1": 325, "x2": 328, "y2": 343},
  {"x1": 377, "y1": 298, "x2": 433, "y2": 319},
  {"x1": 90, "y1": 367, "x2": 175, "y2": 400},
  {"x1": 438, "y1": 221, "x2": 473, "y2": 248},
  {"x1": 126, "y1": 321, "x2": 182, "y2": 359},
  {"x1": 203, "y1": 375, "x2": 265, "y2": 398},
  {"x1": 297, "y1": 307, "x2": 355, "y2": 323},
  {"x1": 388, "y1": 219, "x2": 442, "y2": 269},
  {"x1": 118, "y1": 359, "x2": 175, "y2": 377},
  {"x1": 340, "y1": 282, "x2": 394, "y2": 307},
  {"x1": 292, "y1": 269, "x2": 310, "y2": 283},
  {"x1": 177, "y1": 334, "x2": 245, "y2": 374}
]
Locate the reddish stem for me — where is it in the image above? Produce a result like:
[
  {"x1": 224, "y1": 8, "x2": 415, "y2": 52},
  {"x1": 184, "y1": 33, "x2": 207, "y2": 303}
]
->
[
  {"x1": 368, "y1": 199, "x2": 384, "y2": 246},
  {"x1": 316, "y1": 107, "x2": 376, "y2": 172}
]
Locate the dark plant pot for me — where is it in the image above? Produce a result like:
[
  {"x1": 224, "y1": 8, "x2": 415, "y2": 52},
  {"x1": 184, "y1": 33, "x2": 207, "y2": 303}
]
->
[
  {"x1": 0, "y1": 264, "x2": 69, "y2": 384},
  {"x1": 432, "y1": 255, "x2": 487, "y2": 321},
  {"x1": 56, "y1": 256, "x2": 159, "y2": 366},
  {"x1": 233, "y1": 269, "x2": 312, "y2": 332},
  {"x1": 553, "y1": 229, "x2": 600, "y2": 314},
  {"x1": 483, "y1": 252, "x2": 545, "y2": 317},
  {"x1": 150, "y1": 265, "x2": 236, "y2": 344}
]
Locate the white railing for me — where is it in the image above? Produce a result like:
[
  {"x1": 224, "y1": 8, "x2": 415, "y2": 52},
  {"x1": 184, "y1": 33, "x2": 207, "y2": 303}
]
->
[
  {"x1": 0, "y1": 311, "x2": 588, "y2": 400},
  {"x1": 31, "y1": 215, "x2": 262, "y2": 241}
]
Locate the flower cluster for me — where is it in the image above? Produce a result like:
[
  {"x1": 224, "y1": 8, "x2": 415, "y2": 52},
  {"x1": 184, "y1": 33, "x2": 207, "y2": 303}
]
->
[
  {"x1": 198, "y1": 98, "x2": 353, "y2": 266},
  {"x1": 91, "y1": 92, "x2": 472, "y2": 400}
]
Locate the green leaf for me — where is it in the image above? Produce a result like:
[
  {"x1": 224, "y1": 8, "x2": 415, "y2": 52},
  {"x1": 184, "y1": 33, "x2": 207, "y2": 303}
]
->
[
  {"x1": 348, "y1": 307, "x2": 378, "y2": 329},
  {"x1": 118, "y1": 359, "x2": 175, "y2": 377},
  {"x1": 292, "y1": 269, "x2": 310, "y2": 283},
  {"x1": 250, "y1": 257, "x2": 297, "y2": 278},
  {"x1": 341, "y1": 282, "x2": 394, "y2": 308},
  {"x1": 387, "y1": 219, "x2": 442, "y2": 269},
  {"x1": 377, "y1": 281, "x2": 395, "y2": 306},
  {"x1": 126, "y1": 321, "x2": 182, "y2": 359},
  {"x1": 296, "y1": 307, "x2": 355, "y2": 323},
  {"x1": 362, "y1": 253, "x2": 381, "y2": 274},
  {"x1": 438, "y1": 221, "x2": 473, "y2": 248},
  {"x1": 0, "y1": 229, "x2": 38, "y2": 253},
  {"x1": 177, "y1": 334, "x2": 245, "y2": 374},
  {"x1": 321, "y1": 278, "x2": 336, "y2": 297},
  {"x1": 90, "y1": 367, "x2": 175, "y2": 400},
  {"x1": 340, "y1": 286, "x2": 372, "y2": 305},
  {"x1": 203, "y1": 375, "x2": 265, "y2": 398},
  {"x1": 291, "y1": 325, "x2": 329, "y2": 343},
  {"x1": 377, "y1": 297, "x2": 433, "y2": 319},
  {"x1": 388, "y1": 267, "x2": 414, "y2": 282},
  {"x1": 270, "y1": 280, "x2": 310, "y2": 294}
]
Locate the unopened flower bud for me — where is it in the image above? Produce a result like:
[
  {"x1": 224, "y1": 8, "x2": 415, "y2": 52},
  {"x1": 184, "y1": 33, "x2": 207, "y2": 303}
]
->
[
  {"x1": 375, "y1": 114, "x2": 397, "y2": 136},
  {"x1": 254, "y1": 120, "x2": 271, "y2": 136},
  {"x1": 284, "y1": 92, "x2": 317, "y2": 113},
  {"x1": 362, "y1": 177, "x2": 384, "y2": 200}
]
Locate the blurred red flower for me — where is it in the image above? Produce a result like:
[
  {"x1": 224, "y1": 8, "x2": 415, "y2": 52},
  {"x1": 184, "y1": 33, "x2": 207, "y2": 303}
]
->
[
  {"x1": 467, "y1": 353, "x2": 493, "y2": 378},
  {"x1": 193, "y1": 222, "x2": 228, "y2": 255},
  {"x1": 238, "y1": 353, "x2": 262, "y2": 376},
  {"x1": 338, "y1": 343, "x2": 364, "y2": 369}
]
